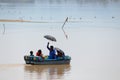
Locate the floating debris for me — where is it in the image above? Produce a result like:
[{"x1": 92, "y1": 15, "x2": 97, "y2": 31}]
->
[
  {"x1": 3, "y1": 24, "x2": 5, "y2": 35},
  {"x1": 112, "y1": 16, "x2": 115, "y2": 19},
  {"x1": 62, "y1": 17, "x2": 68, "y2": 39}
]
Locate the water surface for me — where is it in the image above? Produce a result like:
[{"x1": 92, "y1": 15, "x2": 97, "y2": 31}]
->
[{"x1": 0, "y1": 0, "x2": 120, "y2": 80}]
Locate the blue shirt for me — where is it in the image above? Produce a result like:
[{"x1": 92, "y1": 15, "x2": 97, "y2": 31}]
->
[{"x1": 49, "y1": 49, "x2": 56, "y2": 59}]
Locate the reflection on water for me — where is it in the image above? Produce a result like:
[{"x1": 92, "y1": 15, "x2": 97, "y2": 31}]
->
[{"x1": 24, "y1": 64, "x2": 71, "y2": 80}]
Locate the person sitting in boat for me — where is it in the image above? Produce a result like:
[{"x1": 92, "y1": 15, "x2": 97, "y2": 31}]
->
[
  {"x1": 47, "y1": 42, "x2": 56, "y2": 59},
  {"x1": 30, "y1": 51, "x2": 34, "y2": 56},
  {"x1": 29, "y1": 51, "x2": 34, "y2": 61},
  {"x1": 36, "y1": 49, "x2": 44, "y2": 59},
  {"x1": 56, "y1": 50, "x2": 65, "y2": 59}
]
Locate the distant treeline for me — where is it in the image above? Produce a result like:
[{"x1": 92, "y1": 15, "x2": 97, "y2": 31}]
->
[{"x1": 0, "y1": 0, "x2": 119, "y2": 4}]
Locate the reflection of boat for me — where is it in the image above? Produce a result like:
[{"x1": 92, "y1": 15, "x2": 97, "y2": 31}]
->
[
  {"x1": 24, "y1": 64, "x2": 71, "y2": 80},
  {"x1": 24, "y1": 55, "x2": 71, "y2": 65}
]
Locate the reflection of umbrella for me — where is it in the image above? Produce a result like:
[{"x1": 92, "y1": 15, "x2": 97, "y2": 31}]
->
[
  {"x1": 44, "y1": 35, "x2": 57, "y2": 42},
  {"x1": 55, "y1": 47, "x2": 64, "y2": 54}
]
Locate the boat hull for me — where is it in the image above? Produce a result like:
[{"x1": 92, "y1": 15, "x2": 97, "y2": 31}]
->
[
  {"x1": 31, "y1": 60, "x2": 70, "y2": 65},
  {"x1": 24, "y1": 55, "x2": 71, "y2": 65}
]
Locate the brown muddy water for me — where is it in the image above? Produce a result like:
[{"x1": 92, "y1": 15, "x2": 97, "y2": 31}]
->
[{"x1": 0, "y1": 0, "x2": 120, "y2": 80}]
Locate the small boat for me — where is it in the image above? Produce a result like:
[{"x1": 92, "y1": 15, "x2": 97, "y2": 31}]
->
[{"x1": 24, "y1": 55, "x2": 71, "y2": 65}]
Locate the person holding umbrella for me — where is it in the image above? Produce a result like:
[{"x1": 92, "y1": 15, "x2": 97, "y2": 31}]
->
[{"x1": 47, "y1": 42, "x2": 56, "y2": 59}]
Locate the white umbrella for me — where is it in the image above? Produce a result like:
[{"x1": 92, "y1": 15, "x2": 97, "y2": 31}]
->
[{"x1": 44, "y1": 35, "x2": 57, "y2": 42}]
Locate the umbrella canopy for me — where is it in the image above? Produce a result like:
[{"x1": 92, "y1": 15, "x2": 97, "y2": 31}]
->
[
  {"x1": 44, "y1": 35, "x2": 57, "y2": 42},
  {"x1": 55, "y1": 47, "x2": 65, "y2": 54}
]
